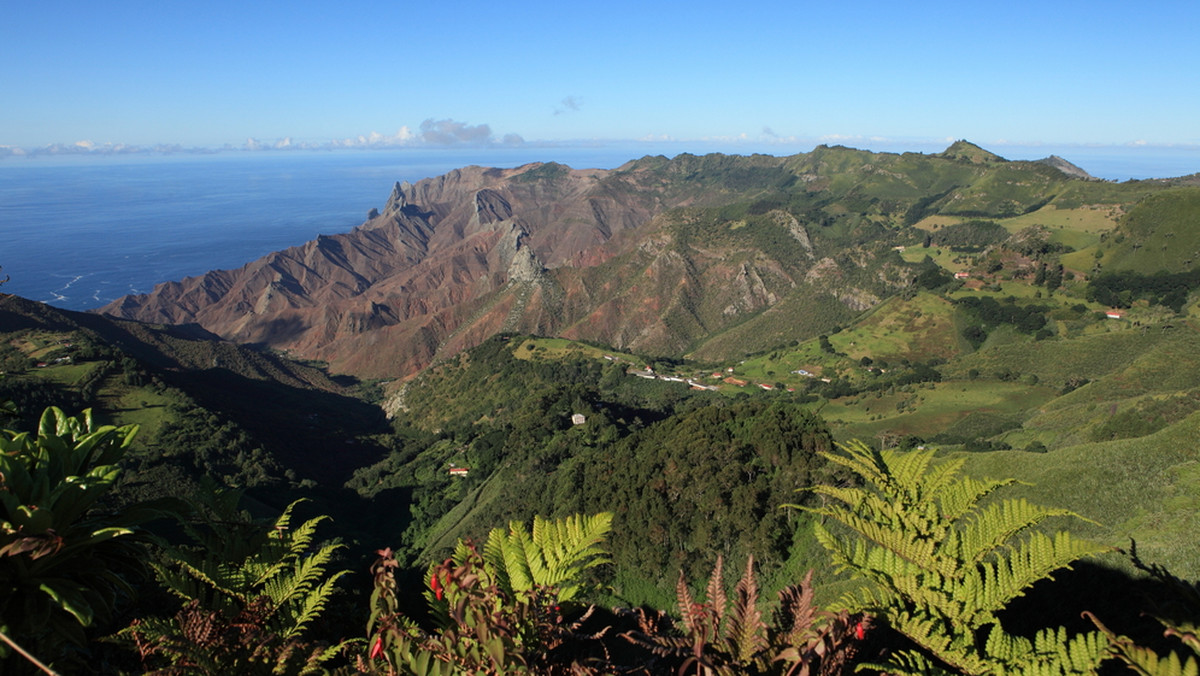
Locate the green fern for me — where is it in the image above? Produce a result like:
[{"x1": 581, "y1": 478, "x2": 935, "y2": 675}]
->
[
  {"x1": 119, "y1": 488, "x2": 350, "y2": 673},
  {"x1": 796, "y1": 441, "x2": 1111, "y2": 675},
  {"x1": 470, "y1": 512, "x2": 612, "y2": 603}
]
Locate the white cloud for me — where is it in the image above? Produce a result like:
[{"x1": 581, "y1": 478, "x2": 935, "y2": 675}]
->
[
  {"x1": 418, "y1": 118, "x2": 495, "y2": 145},
  {"x1": 325, "y1": 120, "x2": 522, "y2": 148}
]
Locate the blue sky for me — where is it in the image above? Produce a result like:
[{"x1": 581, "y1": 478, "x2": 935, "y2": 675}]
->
[{"x1": 4, "y1": 0, "x2": 1199, "y2": 151}]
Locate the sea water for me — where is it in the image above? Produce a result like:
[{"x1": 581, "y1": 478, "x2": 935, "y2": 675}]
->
[
  {"x1": 1, "y1": 144, "x2": 1196, "y2": 312},
  {"x1": 0, "y1": 147, "x2": 642, "y2": 311}
]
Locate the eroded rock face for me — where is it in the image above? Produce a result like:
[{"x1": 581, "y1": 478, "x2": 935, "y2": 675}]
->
[
  {"x1": 100, "y1": 162, "x2": 662, "y2": 376},
  {"x1": 100, "y1": 155, "x2": 911, "y2": 378}
]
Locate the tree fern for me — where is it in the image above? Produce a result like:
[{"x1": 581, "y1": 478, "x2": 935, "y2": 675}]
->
[{"x1": 796, "y1": 440, "x2": 1111, "y2": 675}]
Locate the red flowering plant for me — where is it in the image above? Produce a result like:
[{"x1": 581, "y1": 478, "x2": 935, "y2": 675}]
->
[{"x1": 359, "y1": 514, "x2": 614, "y2": 675}]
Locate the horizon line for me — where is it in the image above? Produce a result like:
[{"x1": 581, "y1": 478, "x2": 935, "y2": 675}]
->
[{"x1": 5, "y1": 134, "x2": 1200, "y2": 161}]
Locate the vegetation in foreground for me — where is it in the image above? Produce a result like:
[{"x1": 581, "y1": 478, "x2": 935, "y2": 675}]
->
[{"x1": 5, "y1": 401, "x2": 1200, "y2": 674}]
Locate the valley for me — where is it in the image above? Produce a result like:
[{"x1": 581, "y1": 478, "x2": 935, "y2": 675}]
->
[{"x1": 5, "y1": 140, "x2": 1200, "y2": 673}]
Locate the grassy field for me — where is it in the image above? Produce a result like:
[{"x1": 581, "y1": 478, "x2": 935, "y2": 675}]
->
[
  {"x1": 734, "y1": 340, "x2": 839, "y2": 388},
  {"x1": 1103, "y1": 188, "x2": 1200, "y2": 274},
  {"x1": 828, "y1": 293, "x2": 964, "y2": 363},
  {"x1": 513, "y1": 336, "x2": 639, "y2": 364},
  {"x1": 94, "y1": 381, "x2": 176, "y2": 442},
  {"x1": 942, "y1": 325, "x2": 1169, "y2": 387},
  {"x1": 996, "y1": 205, "x2": 1121, "y2": 235},
  {"x1": 898, "y1": 244, "x2": 967, "y2": 272},
  {"x1": 32, "y1": 361, "x2": 96, "y2": 387},
  {"x1": 820, "y1": 379, "x2": 1056, "y2": 441},
  {"x1": 959, "y1": 411, "x2": 1200, "y2": 575}
]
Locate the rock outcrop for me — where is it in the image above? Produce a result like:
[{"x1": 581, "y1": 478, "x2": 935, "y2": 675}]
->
[{"x1": 101, "y1": 162, "x2": 664, "y2": 377}]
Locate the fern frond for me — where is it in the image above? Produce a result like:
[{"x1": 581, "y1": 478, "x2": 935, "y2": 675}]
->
[
  {"x1": 805, "y1": 439, "x2": 1107, "y2": 676},
  {"x1": 826, "y1": 505, "x2": 946, "y2": 572},
  {"x1": 916, "y1": 452, "x2": 970, "y2": 501},
  {"x1": 884, "y1": 446, "x2": 946, "y2": 496},
  {"x1": 1090, "y1": 611, "x2": 1199, "y2": 676},
  {"x1": 725, "y1": 555, "x2": 767, "y2": 664},
  {"x1": 677, "y1": 569, "x2": 703, "y2": 636},
  {"x1": 969, "y1": 530, "x2": 1107, "y2": 613},
  {"x1": 1000, "y1": 626, "x2": 1110, "y2": 675},
  {"x1": 1110, "y1": 647, "x2": 1200, "y2": 676},
  {"x1": 260, "y1": 540, "x2": 344, "y2": 625},
  {"x1": 531, "y1": 512, "x2": 612, "y2": 598},
  {"x1": 153, "y1": 556, "x2": 248, "y2": 609},
  {"x1": 984, "y1": 622, "x2": 1035, "y2": 665},
  {"x1": 478, "y1": 512, "x2": 611, "y2": 602},
  {"x1": 281, "y1": 569, "x2": 350, "y2": 640},
  {"x1": 938, "y1": 474, "x2": 1017, "y2": 524},
  {"x1": 862, "y1": 648, "x2": 958, "y2": 676},
  {"x1": 481, "y1": 523, "x2": 531, "y2": 594},
  {"x1": 775, "y1": 570, "x2": 818, "y2": 644},
  {"x1": 816, "y1": 441, "x2": 894, "y2": 491},
  {"x1": 706, "y1": 554, "x2": 726, "y2": 625},
  {"x1": 953, "y1": 498, "x2": 1083, "y2": 567},
  {"x1": 814, "y1": 523, "x2": 931, "y2": 599}
]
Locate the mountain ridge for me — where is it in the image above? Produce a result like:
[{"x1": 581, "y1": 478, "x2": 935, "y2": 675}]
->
[{"x1": 97, "y1": 142, "x2": 1169, "y2": 379}]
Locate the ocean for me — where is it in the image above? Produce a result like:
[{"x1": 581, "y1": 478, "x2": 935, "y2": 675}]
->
[
  {"x1": 2, "y1": 143, "x2": 1197, "y2": 312},
  {"x1": 0, "y1": 147, "x2": 643, "y2": 311}
]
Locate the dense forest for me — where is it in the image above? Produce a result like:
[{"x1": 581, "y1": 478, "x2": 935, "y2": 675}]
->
[{"x1": 4, "y1": 394, "x2": 1200, "y2": 675}]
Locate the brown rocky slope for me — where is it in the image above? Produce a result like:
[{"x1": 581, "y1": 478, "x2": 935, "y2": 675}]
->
[{"x1": 102, "y1": 146, "x2": 1056, "y2": 379}]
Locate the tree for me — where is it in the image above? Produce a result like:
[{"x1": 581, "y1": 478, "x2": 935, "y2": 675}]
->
[{"x1": 1046, "y1": 264, "x2": 1064, "y2": 291}]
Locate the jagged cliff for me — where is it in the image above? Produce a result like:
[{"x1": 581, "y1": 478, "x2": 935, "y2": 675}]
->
[
  {"x1": 102, "y1": 161, "x2": 667, "y2": 376},
  {"x1": 100, "y1": 144, "x2": 1100, "y2": 378}
]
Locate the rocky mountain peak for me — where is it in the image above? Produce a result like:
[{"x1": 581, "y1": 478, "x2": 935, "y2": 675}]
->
[
  {"x1": 1035, "y1": 155, "x2": 1095, "y2": 180},
  {"x1": 384, "y1": 181, "x2": 417, "y2": 213}
]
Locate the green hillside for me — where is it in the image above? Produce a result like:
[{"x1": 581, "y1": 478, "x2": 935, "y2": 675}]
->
[
  {"x1": 1101, "y1": 187, "x2": 1200, "y2": 273},
  {"x1": 0, "y1": 294, "x2": 390, "y2": 501}
]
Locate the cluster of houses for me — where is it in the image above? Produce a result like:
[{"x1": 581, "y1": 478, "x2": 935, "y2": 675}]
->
[
  {"x1": 628, "y1": 364, "x2": 801, "y2": 392},
  {"x1": 626, "y1": 365, "x2": 720, "y2": 391}
]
